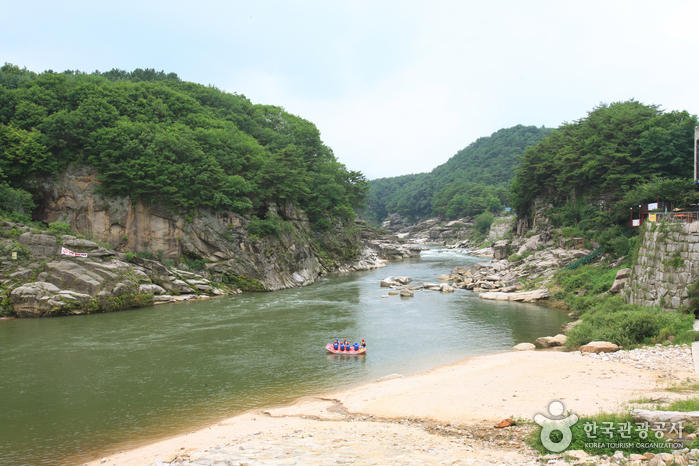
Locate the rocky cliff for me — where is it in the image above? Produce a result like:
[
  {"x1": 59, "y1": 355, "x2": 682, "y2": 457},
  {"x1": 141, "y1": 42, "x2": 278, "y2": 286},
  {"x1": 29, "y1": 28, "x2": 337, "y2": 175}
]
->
[
  {"x1": 0, "y1": 166, "x2": 413, "y2": 318},
  {"x1": 27, "y1": 167, "x2": 389, "y2": 292}
]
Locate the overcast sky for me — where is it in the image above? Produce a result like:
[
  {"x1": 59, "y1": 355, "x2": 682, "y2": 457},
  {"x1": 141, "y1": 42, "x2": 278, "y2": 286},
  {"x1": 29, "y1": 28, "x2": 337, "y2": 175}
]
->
[{"x1": 3, "y1": 1, "x2": 699, "y2": 179}]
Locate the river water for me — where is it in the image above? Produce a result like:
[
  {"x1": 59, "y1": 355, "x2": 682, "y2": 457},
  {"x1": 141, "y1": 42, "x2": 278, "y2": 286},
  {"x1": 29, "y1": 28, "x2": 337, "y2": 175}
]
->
[{"x1": 0, "y1": 248, "x2": 570, "y2": 466}]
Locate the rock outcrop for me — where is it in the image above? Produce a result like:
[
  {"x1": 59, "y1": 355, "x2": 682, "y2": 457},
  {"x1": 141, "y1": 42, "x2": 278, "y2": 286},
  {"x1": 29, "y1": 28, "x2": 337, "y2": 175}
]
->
[
  {"x1": 580, "y1": 341, "x2": 619, "y2": 353},
  {"x1": 26, "y1": 167, "x2": 393, "y2": 293},
  {"x1": 377, "y1": 215, "x2": 515, "y2": 246},
  {"x1": 3, "y1": 226, "x2": 245, "y2": 317}
]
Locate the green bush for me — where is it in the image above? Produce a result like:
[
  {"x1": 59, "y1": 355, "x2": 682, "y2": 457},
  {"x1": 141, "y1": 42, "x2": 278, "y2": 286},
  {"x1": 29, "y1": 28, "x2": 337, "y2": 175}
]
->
[
  {"x1": 248, "y1": 212, "x2": 287, "y2": 237},
  {"x1": 136, "y1": 251, "x2": 154, "y2": 260},
  {"x1": 474, "y1": 211, "x2": 494, "y2": 235},
  {"x1": 48, "y1": 222, "x2": 72, "y2": 236},
  {"x1": 124, "y1": 252, "x2": 135, "y2": 262},
  {"x1": 561, "y1": 226, "x2": 584, "y2": 238},
  {"x1": 566, "y1": 299, "x2": 694, "y2": 347},
  {"x1": 222, "y1": 274, "x2": 265, "y2": 291},
  {"x1": 185, "y1": 258, "x2": 209, "y2": 270}
]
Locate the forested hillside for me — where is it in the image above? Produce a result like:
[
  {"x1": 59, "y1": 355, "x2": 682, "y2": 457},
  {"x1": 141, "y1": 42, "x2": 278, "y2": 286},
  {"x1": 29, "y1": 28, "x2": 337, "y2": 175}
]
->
[
  {"x1": 363, "y1": 125, "x2": 552, "y2": 224},
  {"x1": 0, "y1": 64, "x2": 368, "y2": 229},
  {"x1": 510, "y1": 100, "x2": 699, "y2": 245}
]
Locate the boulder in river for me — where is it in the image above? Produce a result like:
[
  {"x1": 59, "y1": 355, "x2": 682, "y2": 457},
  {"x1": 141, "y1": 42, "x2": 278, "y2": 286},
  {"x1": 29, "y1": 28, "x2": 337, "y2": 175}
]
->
[
  {"x1": 513, "y1": 342, "x2": 536, "y2": 351},
  {"x1": 380, "y1": 276, "x2": 413, "y2": 287}
]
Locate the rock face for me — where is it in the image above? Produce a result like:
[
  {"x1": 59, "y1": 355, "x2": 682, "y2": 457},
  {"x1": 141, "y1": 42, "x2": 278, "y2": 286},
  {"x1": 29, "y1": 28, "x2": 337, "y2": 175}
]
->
[
  {"x1": 17, "y1": 233, "x2": 58, "y2": 256},
  {"x1": 609, "y1": 268, "x2": 630, "y2": 293},
  {"x1": 28, "y1": 167, "x2": 384, "y2": 292},
  {"x1": 3, "y1": 226, "x2": 253, "y2": 317},
  {"x1": 492, "y1": 240, "x2": 510, "y2": 260},
  {"x1": 626, "y1": 221, "x2": 699, "y2": 309}
]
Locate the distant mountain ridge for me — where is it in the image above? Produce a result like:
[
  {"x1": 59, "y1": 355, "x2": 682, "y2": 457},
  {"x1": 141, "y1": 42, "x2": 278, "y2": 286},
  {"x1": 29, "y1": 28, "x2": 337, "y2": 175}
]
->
[{"x1": 363, "y1": 125, "x2": 553, "y2": 223}]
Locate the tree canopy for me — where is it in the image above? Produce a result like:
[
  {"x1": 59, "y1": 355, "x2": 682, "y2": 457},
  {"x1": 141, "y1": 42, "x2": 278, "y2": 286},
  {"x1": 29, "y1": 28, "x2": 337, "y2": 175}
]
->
[
  {"x1": 510, "y1": 100, "x2": 698, "y2": 220},
  {"x1": 364, "y1": 125, "x2": 552, "y2": 223},
  {"x1": 0, "y1": 63, "x2": 368, "y2": 227}
]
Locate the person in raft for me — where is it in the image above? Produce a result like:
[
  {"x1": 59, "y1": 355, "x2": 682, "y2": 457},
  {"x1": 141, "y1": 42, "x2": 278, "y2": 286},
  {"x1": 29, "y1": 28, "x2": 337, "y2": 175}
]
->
[
  {"x1": 333, "y1": 339, "x2": 339, "y2": 350},
  {"x1": 361, "y1": 339, "x2": 366, "y2": 348}
]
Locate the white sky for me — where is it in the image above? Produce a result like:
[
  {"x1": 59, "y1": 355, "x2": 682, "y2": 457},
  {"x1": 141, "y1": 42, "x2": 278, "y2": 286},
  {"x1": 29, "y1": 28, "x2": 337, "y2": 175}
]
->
[{"x1": 3, "y1": 0, "x2": 699, "y2": 179}]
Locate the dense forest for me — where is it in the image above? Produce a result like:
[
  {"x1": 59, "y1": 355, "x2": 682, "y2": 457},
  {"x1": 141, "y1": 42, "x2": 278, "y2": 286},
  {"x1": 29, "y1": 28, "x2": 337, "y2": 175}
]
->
[
  {"x1": 363, "y1": 125, "x2": 552, "y2": 224},
  {"x1": 510, "y1": 100, "x2": 699, "y2": 250},
  {"x1": 0, "y1": 64, "x2": 368, "y2": 229}
]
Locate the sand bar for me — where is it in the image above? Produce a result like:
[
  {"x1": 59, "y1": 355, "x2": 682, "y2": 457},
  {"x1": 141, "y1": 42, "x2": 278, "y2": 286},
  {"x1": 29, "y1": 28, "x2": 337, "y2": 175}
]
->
[{"x1": 84, "y1": 349, "x2": 696, "y2": 466}]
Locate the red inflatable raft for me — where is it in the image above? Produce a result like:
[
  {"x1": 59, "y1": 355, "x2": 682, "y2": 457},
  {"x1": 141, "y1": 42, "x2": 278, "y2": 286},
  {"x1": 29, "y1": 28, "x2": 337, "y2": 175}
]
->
[{"x1": 326, "y1": 343, "x2": 366, "y2": 355}]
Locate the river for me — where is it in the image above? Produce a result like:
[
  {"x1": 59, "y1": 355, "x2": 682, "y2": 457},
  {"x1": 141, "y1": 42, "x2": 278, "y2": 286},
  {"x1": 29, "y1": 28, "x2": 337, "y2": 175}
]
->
[{"x1": 0, "y1": 247, "x2": 570, "y2": 466}]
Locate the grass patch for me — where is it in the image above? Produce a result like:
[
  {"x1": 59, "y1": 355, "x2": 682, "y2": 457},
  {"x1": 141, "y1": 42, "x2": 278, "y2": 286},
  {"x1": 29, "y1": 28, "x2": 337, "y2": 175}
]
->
[
  {"x1": 664, "y1": 381, "x2": 699, "y2": 394},
  {"x1": 508, "y1": 250, "x2": 533, "y2": 263},
  {"x1": 666, "y1": 398, "x2": 699, "y2": 412}
]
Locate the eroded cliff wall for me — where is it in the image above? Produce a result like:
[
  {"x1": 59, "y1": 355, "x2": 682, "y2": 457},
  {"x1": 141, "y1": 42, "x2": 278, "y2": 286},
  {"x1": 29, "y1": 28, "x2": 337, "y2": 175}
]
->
[{"x1": 28, "y1": 167, "x2": 378, "y2": 291}]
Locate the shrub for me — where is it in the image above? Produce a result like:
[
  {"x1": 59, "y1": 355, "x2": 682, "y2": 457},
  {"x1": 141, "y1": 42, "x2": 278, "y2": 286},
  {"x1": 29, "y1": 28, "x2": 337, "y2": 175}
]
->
[
  {"x1": 474, "y1": 211, "x2": 494, "y2": 235},
  {"x1": 136, "y1": 251, "x2": 154, "y2": 260},
  {"x1": 248, "y1": 212, "x2": 285, "y2": 237},
  {"x1": 124, "y1": 252, "x2": 135, "y2": 262},
  {"x1": 561, "y1": 226, "x2": 584, "y2": 238},
  {"x1": 222, "y1": 274, "x2": 265, "y2": 291},
  {"x1": 185, "y1": 258, "x2": 209, "y2": 270},
  {"x1": 48, "y1": 222, "x2": 72, "y2": 236},
  {"x1": 566, "y1": 300, "x2": 694, "y2": 347}
]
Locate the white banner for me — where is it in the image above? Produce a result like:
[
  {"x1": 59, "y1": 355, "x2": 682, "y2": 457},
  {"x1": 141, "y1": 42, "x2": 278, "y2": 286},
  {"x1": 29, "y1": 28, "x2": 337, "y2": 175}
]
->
[
  {"x1": 647, "y1": 202, "x2": 658, "y2": 210},
  {"x1": 632, "y1": 219, "x2": 641, "y2": 227},
  {"x1": 61, "y1": 247, "x2": 88, "y2": 258}
]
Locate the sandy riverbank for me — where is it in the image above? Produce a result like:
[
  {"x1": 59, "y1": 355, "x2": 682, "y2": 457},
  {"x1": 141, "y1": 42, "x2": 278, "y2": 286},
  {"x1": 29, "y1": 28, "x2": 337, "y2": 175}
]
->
[{"x1": 84, "y1": 349, "x2": 697, "y2": 466}]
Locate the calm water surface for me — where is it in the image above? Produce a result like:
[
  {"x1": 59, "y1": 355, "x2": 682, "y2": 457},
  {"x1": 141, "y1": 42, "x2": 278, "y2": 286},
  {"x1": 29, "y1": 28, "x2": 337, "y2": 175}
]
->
[{"x1": 0, "y1": 248, "x2": 570, "y2": 466}]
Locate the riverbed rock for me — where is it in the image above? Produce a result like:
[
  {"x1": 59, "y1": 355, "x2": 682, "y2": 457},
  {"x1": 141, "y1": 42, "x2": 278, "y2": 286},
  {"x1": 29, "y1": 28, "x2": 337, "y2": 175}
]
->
[
  {"x1": 609, "y1": 268, "x2": 631, "y2": 294},
  {"x1": 380, "y1": 276, "x2": 413, "y2": 287},
  {"x1": 513, "y1": 343, "x2": 536, "y2": 351},
  {"x1": 580, "y1": 341, "x2": 619, "y2": 353},
  {"x1": 478, "y1": 289, "x2": 550, "y2": 302},
  {"x1": 400, "y1": 290, "x2": 414, "y2": 297},
  {"x1": 535, "y1": 335, "x2": 565, "y2": 348},
  {"x1": 492, "y1": 240, "x2": 510, "y2": 260}
]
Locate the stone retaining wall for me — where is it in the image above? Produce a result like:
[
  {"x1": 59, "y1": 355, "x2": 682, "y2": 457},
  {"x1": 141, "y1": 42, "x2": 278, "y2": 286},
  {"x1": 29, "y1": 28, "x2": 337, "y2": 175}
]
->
[{"x1": 625, "y1": 221, "x2": 699, "y2": 309}]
